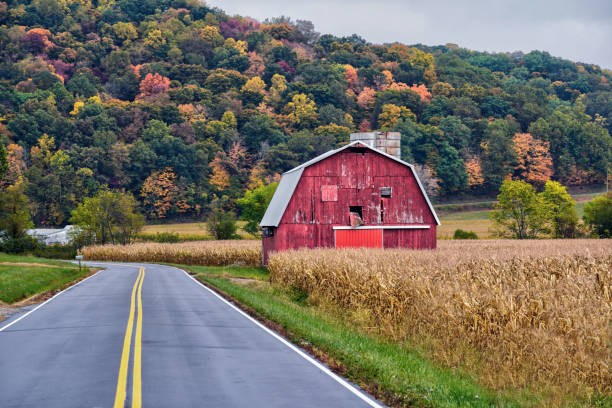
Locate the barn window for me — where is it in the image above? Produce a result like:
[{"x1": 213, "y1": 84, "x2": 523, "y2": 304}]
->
[
  {"x1": 380, "y1": 187, "x2": 392, "y2": 198},
  {"x1": 262, "y1": 227, "x2": 275, "y2": 238},
  {"x1": 349, "y1": 206, "x2": 363, "y2": 226},
  {"x1": 321, "y1": 185, "x2": 338, "y2": 201}
]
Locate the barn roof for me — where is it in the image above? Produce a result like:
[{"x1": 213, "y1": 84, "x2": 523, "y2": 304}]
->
[{"x1": 260, "y1": 141, "x2": 441, "y2": 227}]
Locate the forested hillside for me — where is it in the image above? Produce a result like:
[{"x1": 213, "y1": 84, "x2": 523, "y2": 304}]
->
[{"x1": 1, "y1": 0, "x2": 611, "y2": 226}]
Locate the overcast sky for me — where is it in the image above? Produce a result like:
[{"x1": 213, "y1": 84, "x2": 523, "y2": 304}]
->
[{"x1": 208, "y1": 0, "x2": 612, "y2": 70}]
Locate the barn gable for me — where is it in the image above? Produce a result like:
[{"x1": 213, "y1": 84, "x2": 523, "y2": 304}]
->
[{"x1": 260, "y1": 141, "x2": 440, "y2": 227}]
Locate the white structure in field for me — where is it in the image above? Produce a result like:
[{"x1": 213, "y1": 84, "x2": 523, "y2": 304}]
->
[{"x1": 27, "y1": 225, "x2": 76, "y2": 245}]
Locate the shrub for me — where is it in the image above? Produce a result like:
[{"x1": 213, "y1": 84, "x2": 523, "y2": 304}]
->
[
  {"x1": 0, "y1": 235, "x2": 39, "y2": 253},
  {"x1": 33, "y1": 244, "x2": 77, "y2": 259},
  {"x1": 453, "y1": 228, "x2": 478, "y2": 239},
  {"x1": 207, "y1": 210, "x2": 239, "y2": 240},
  {"x1": 583, "y1": 192, "x2": 612, "y2": 238}
]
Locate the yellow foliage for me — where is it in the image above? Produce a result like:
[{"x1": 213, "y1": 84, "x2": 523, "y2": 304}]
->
[
  {"x1": 70, "y1": 101, "x2": 84, "y2": 116},
  {"x1": 241, "y1": 76, "x2": 266, "y2": 94},
  {"x1": 378, "y1": 104, "x2": 415, "y2": 129}
]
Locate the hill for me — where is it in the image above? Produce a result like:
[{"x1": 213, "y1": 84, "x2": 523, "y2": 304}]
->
[{"x1": 0, "y1": 0, "x2": 611, "y2": 225}]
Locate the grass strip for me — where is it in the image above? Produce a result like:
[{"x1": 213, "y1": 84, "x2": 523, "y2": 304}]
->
[
  {"x1": 0, "y1": 255, "x2": 90, "y2": 304},
  {"x1": 185, "y1": 265, "x2": 538, "y2": 408}
]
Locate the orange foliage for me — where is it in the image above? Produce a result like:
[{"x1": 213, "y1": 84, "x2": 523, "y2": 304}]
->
[
  {"x1": 381, "y1": 70, "x2": 393, "y2": 88},
  {"x1": 358, "y1": 119, "x2": 372, "y2": 132},
  {"x1": 3, "y1": 144, "x2": 26, "y2": 186},
  {"x1": 512, "y1": 133, "x2": 553, "y2": 185},
  {"x1": 357, "y1": 87, "x2": 376, "y2": 109},
  {"x1": 464, "y1": 156, "x2": 484, "y2": 186},
  {"x1": 141, "y1": 167, "x2": 181, "y2": 219},
  {"x1": 245, "y1": 52, "x2": 265, "y2": 78},
  {"x1": 209, "y1": 152, "x2": 231, "y2": 191},
  {"x1": 130, "y1": 64, "x2": 142, "y2": 78},
  {"x1": 410, "y1": 84, "x2": 432, "y2": 102},
  {"x1": 137, "y1": 73, "x2": 170, "y2": 99},
  {"x1": 25, "y1": 28, "x2": 54, "y2": 51},
  {"x1": 344, "y1": 64, "x2": 359, "y2": 91}
]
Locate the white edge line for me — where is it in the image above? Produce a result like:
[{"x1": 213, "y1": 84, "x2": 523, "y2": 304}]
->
[
  {"x1": 178, "y1": 266, "x2": 385, "y2": 408},
  {"x1": 0, "y1": 268, "x2": 103, "y2": 332}
]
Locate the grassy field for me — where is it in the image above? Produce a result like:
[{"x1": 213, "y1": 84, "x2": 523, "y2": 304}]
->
[
  {"x1": 142, "y1": 221, "x2": 255, "y2": 239},
  {"x1": 0, "y1": 254, "x2": 91, "y2": 305},
  {"x1": 185, "y1": 265, "x2": 538, "y2": 408}
]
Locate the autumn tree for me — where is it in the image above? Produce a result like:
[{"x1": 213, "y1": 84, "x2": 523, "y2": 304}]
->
[
  {"x1": 141, "y1": 168, "x2": 180, "y2": 219},
  {"x1": 512, "y1": 132, "x2": 553, "y2": 186},
  {"x1": 378, "y1": 104, "x2": 415, "y2": 129},
  {"x1": 2, "y1": 144, "x2": 25, "y2": 187},
  {"x1": 464, "y1": 157, "x2": 484, "y2": 187},
  {"x1": 137, "y1": 73, "x2": 170, "y2": 99},
  {"x1": 357, "y1": 87, "x2": 376, "y2": 110},
  {"x1": 285, "y1": 93, "x2": 318, "y2": 129}
]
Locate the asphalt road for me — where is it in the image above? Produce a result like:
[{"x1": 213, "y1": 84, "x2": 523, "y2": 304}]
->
[{"x1": 0, "y1": 262, "x2": 383, "y2": 408}]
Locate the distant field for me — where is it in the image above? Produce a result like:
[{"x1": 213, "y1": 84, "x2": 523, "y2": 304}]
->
[{"x1": 142, "y1": 221, "x2": 255, "y2": 239}]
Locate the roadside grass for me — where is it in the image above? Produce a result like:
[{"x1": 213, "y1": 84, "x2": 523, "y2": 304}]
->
[
  {"x1": 0, "y1": 254, "x2": 89, "y2": 304},
  {"x1": 183, "y1": 265, "x2": 541, "y2": 408}
]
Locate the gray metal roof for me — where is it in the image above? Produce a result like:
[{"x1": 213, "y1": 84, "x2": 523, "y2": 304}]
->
[{"x1": 260, "y1": 141, "x2": 441, "y2": 227}]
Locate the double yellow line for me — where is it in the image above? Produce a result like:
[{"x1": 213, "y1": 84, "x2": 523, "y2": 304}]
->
[{"x1": 114, "y1": 267, "x2": 145, "y2": 408}]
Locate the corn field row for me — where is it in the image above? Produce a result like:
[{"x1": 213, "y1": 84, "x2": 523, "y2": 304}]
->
[
  {"x1": 83, "y1": 241, "x2": 262, "y2": 266},
  {"x1": 268, "y1": 240, "x2": 612, "y2": 398}
]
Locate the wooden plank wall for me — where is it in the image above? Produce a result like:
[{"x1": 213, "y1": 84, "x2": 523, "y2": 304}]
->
[{"x1": 264, "y1": 149, "x2": 438, "y2": 261}]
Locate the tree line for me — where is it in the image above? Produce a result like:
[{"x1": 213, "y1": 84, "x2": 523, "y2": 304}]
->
[{"x1": 0, "y1": 0, "x2": 610, "y2": 227}]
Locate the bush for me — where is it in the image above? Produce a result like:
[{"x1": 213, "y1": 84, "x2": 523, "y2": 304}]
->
[
  {"x1": 583, "y1": 192, "x2": 612, "y2": 238},
  {"x1": 453, "y1": 229, "x2": 478, "y2": 239},
  {"x1": 0, "y1": 235, "x2": 39, "y2": 253},
  {"x1": 33, "y1": 244, "x2": 77, "y2": 259},
  {"x1": 207, "y1": 210, "x2": 239, "y2": 240}
]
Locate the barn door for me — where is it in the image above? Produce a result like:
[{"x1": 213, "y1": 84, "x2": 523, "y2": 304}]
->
[{"x1": 334, "y1": 229, "x2": 383, "y2": 249}]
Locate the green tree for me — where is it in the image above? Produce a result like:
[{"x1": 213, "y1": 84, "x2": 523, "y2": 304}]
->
[
  {"x1": 0, "y1": 180, "x2": 37, "y2": 253},
  {"x1": 206, "y1": 201, "x2": 239, "y2": 240},
  {"x1": 539, "y1": 181, "x2": 578, "y2": 238},
  {"x1": 0, "y1": 180, "x2": 33, "y2": 240},
  {"x1": 237, "y1": 182, "x2": 278, "y2": 236},
  {"x1": 70, "y1": 190, "x2": 144, "y2": 246},
  {"x1": 583, "y1": 192, "x2": 612, "y2": 237},
  {"x1": 490, "y1": 180, "x2": 548, "y2": 239}
]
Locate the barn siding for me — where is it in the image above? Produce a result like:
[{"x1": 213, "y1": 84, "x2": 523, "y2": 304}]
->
[{"x1": 263, "y1": 149, "x2": 437, "y2": 263}]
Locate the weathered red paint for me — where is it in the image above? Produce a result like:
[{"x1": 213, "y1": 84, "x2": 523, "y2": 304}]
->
[
  {"x1": 262, "y1": 147, "x2": 437, "y2": 264},
  {"x1": 335, "y1": 229, "x2": 383, "y2": 248}
]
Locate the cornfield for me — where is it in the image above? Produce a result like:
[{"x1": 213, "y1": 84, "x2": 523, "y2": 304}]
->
[
  {"x1": 268, "y1": 240, "x2": 612, "y2": 400},
  {"x1": 83, "y1": 241, "x2": 261, "y2": 266}
]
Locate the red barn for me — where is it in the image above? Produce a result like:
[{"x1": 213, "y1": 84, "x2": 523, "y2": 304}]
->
[{"x1": 260, "y1": 132, "x2": 440, "y2": 264}]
